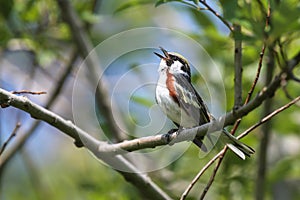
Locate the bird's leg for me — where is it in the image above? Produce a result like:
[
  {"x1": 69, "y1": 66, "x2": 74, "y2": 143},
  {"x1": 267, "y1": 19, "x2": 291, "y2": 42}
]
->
[
  {"x1": 167, "y1": 128, "x2": 178, "y2": 134},
  {"x1": 163, "y1": 128, "x2": 178, "y2": 143}
]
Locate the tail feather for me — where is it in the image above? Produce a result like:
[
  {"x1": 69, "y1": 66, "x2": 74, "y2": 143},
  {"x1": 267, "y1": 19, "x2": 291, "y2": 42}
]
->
[
  {"x1": 227, "y1": 144, "x2": 246, "y2": 160},
  {"x1": 222, "y1": 129, "x2": 255, "y2": 160},
  {"x1": 191, "y1": 129, "x2": 254, "y2": 160},
  {"x1": 193, "y1": 138, "x2": 207, "y2": 152}
]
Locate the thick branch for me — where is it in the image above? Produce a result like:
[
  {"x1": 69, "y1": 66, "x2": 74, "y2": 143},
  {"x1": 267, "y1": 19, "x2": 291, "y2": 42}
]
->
[
  {"x1": 0, "y1": 69, "x2": 289, "y2": 154},
  {"x1": 233, "y1": 24, "x2": 243, "y2": 110},
  {"x1": 0, "y1": 48, "x2": 299, "y2": 198},
  {"x1": 0, "y1": 50, "x2": 78, "y2": 176},
  {"x1": 0, "y1": 53, "x2": 299, "y2": 158},
  {"x1": 0, "y1": 88, "x2": 172, "y2": 200}
]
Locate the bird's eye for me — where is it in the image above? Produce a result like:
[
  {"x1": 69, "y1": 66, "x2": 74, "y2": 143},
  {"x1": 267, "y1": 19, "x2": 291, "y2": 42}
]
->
[{"x1": 180, "y1": 66, "x2": 185, "y2": 71}]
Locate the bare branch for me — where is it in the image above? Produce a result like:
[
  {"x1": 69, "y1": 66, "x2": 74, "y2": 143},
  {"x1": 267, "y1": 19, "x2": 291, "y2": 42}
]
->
[
  {"x1": 0, "y1": 88, "x2": 172, "y2": 200},
  {"x1": 181, "y1": 96, "x2": 300, "y2": 200},
  {"x1": 238, "y1": 96, "x2": 300, "y2": 139},
  {"x1": 189, "y1": 3, "x2": 275, "y2": 198},
  {"x1": 11, "y1": 90, "x2": 47, "y2": 95},
  {"x1": 230, "y1": 0, "x2": 271, "y2": 135},
  {"x1": 246, "y1": 45, "x2": 267, "y2": 103},
  {"x1": 180, "y1": 149, "x2": 225, "y2": 200},
  {"x1": 0, "y1": 51, "x2": 298, "y2": 200},
  {"x1": 0, "y1": 48, "x2": 298, "y2": 198},
  {"x1": 256, "y1": 44, "x2": 275, "y2": 200},
  {"x1": 0, "y1": 55, "x2": 297, "y2": 155},
  {"x1": 233, "y1": 24, "x2": 243, "y2": 110},
  {"x1": 0, "y1": 50, "x2": 79, "y2": 173},
  {"x1": 0, "y1": 123, "x2": 21, "y2": 156},
  {"x1": 0, "y1": 68, "x2": 289, "y2": 159},
  {"x1": 199, "y1": 0, "x2": 233, "y2": 32},
  {"x1": 199, "y1": 148, "x2": 225, "y2": 200}
]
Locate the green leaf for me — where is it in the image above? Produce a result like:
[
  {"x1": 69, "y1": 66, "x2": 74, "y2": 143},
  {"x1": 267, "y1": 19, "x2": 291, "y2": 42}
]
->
[
  {"x1": 131, "y1": 96, "x2": 153, "y2": 107},
  {"x1": 0, "y1": 0, "x2": 13, "y2": 18},
  {"x1": 271, "y1": 0, "x2": 300, "y2": 39},
  {"x1": 155, "y1": 0, "x2": 199, "y2": 9},
  {"x1": 114, "y1": 0, "x2": 154, "y2": 14},
  {"x1": 219, "y1": 0, "x2": 239, "y2": 21},
  {"x1": 81, "y1": 11, "x2": 101, "y2": 24}
]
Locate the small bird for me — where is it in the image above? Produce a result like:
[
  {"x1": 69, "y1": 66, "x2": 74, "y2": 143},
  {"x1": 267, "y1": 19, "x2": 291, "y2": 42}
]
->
[{"x1": 154, "y1": 47, "x2": 254, "y2": 160}]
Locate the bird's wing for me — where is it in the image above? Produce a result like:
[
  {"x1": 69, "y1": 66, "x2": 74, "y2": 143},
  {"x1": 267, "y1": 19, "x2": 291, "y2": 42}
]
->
[{"x1": 173, "y1": 74, "x2": 211, "y2": 125}]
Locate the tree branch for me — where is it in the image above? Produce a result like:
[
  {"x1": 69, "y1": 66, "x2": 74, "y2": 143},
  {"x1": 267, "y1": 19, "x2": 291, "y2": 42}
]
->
[
  {"x1": 1, "y1": 48, "x2": 299, "y2": 154},
  {"x1": 0, "y1": 47, "x2": 299, "y2": 197},
  {"x1": 0, "y1": 88, "x2": 172, "y2": 200},
  {"x1": 199, "y1": 0, "x2": 233, "y2": 31},
  {"x1": 238, "y1": 95, "x2": 300, "y2": 139},
  {"x1": 0, "y1": 50, "x2": 79, "y2": 174},
  {"x1": 180, "y1": 95, "x2": 300, "y2": 200},
  {"x1": 233, "y1": 24, "x2": 243, "y2": 110},
  {"x1": 256, "y1": 44, "x2": 275, "y2": 200},
  {"x1": 1, "y1": 46, "x2": 300, "y2": 155},
  {"x1": 11, "y1": 90, "x2": 47, "y2": 95},
  {"x1": 180, "y1": 149, "x2": 225, "y2": 200},
  {"x1": 0, "y1": 122, "x2": 21, "y2": 156},
  {"x1": 56, "y1": 0, "x2": 126, "y2": 142}
]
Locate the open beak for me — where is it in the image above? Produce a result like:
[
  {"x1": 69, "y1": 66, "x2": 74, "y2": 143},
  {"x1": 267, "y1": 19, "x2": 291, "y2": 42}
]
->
[{"x1": 154, "y1": 47, "x2": 170, "y2": 60}]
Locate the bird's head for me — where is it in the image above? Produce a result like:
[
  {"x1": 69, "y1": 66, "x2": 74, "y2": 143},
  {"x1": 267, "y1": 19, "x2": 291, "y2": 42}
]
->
[{"x1": 154, "y1": 47, "x2": 191, "y2": 80}]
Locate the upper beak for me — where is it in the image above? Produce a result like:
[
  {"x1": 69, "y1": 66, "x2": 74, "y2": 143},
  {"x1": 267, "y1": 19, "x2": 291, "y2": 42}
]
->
[{"x1": 154, "y1": 46, "x2": 169, "y2": 60}]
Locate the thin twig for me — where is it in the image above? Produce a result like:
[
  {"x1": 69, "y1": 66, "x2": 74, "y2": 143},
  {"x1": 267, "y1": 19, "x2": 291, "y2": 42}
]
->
[
  {"x1": 230, "y1": 0, "x2": 271, "y2": 135},
  {"x1": 281, "y1": 77, "x2": 295, "y2": 101},
  {"x1": 0, "y1": 50, "x2": 79, "y2": 170},
  {"x1": 238, "y1": 96, "x2": 300, "y2": 139},
  {"x1": 277, "y1": 38, "x2": 288, "y2": 65},
  {"x1": 246, "y1": 44, "x2": 267, "y2": 104},
  {"x1": 180, "y1": 150, "x2": 225, "y2": 200},
  {"x1": 199, "y1": 0, "x2": 233, "y2": 32},
  {"x1": 189, "y1": 3, "x2": 273, "y2": 199},
  {"x1": 0, "y1": 123, "x2": 21, "y2": 155},
  {"x1": 11, "y1": 90, "x2": 47, "y2": 95},
  {"x1": 181, "y1": 96, "x2": 300, "y2": 200},
  {"x1": 199, "y1": 149, "x2": 226, "y2": 200},
  {"x1": 256, "y1": 44, "x2": 275, "y2": 200}
]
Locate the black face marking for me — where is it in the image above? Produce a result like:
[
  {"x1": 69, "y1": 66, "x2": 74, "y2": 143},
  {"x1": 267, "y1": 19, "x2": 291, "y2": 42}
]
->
[
  {"x1": 168, "y1": 54, "x2": 191, "y2": 79},
  {"x1": 155, "y1": 47, "x2": 191, "y2": 79},
  {"x1": 166, "y1": 59, "x2": 174, "y2": 66},
  {"x1": 180, "y1": 65, "x2": 190, "y2": 76}
]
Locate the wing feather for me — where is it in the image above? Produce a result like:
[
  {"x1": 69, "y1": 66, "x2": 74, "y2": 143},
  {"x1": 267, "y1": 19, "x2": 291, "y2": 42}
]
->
[{"x1": 173, "y1": 74, "x2": 211, "y2": 125}]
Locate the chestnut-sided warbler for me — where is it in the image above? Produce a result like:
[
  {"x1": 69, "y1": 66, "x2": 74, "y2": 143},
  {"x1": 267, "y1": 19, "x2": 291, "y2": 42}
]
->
[{"x1": 154, "y1": 47, "x2": 254, "y2": 159}]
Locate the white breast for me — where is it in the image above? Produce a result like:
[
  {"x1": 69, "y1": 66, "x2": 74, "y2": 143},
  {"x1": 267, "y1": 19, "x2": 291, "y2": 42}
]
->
[{"x1": 155, "y1": 73, "x2": 198, "y2": 127}]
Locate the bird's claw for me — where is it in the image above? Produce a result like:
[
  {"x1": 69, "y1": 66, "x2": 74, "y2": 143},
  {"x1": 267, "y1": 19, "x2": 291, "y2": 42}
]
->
[{"x1": 163, "y1": 128, "x2": 178, "y2": 143}]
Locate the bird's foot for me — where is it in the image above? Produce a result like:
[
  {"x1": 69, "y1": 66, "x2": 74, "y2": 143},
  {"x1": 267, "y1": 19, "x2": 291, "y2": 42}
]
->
[
  {"x1": 163, "y1": 128, "x2": 178, "y2": 143},
  {"x1": 168, "y1": 128, "x2": 178, "y2": 134}
]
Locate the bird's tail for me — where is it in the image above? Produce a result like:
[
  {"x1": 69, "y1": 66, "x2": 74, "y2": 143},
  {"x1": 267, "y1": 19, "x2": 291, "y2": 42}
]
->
[{"x1": 221, "y1": 129, "x2": 255, "y2": 160}]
